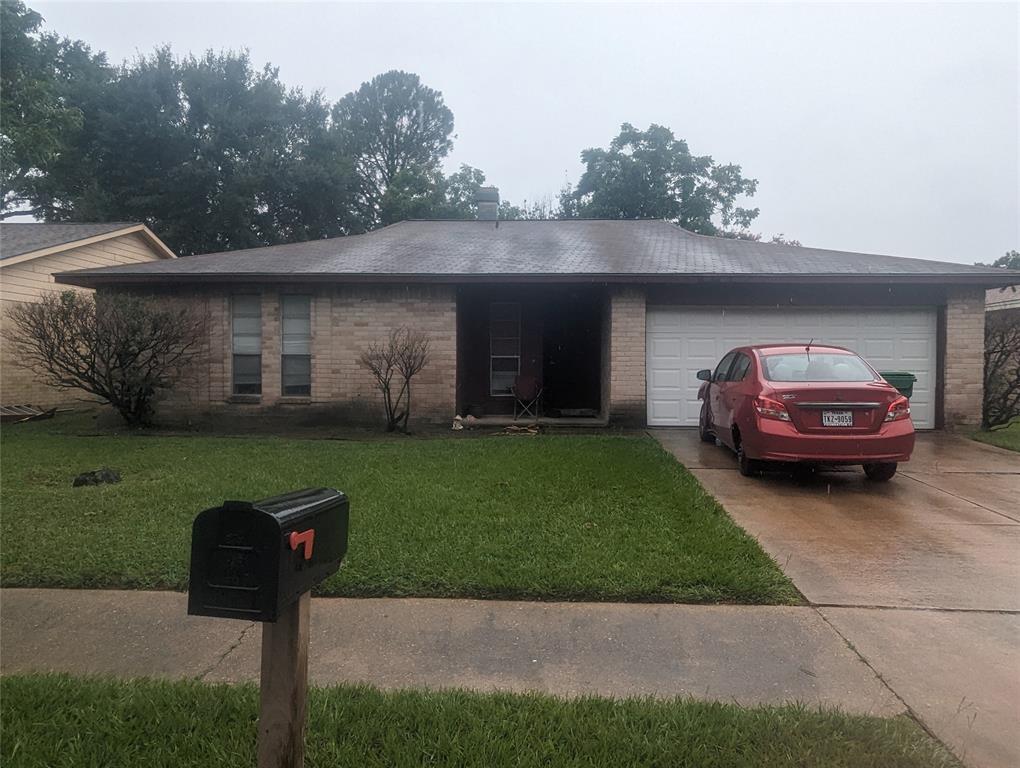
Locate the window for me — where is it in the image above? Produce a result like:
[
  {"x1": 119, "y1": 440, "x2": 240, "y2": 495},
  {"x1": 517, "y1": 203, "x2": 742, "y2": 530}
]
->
[
  {"x1": 232, "y1": 295, "x2": 262, "y2": 395},
  {"x1": 489, "y1": 302, "x2": 520, "y2": 396},
  {"x1": 712, "y1": 352, "x2": 737, "y2": 382},
  {"x1": 760, "y1": 352, "x2": 877, "y2": 382},
  {"x1": 729, "y1": 353, "x2": 752, "y2": 382},
  {"x1": 281, "y1": 295, "x2": 312, "y2": 396}
]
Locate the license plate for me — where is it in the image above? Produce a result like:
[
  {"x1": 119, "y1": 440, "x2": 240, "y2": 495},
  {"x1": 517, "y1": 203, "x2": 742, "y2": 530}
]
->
[{"x1": 822, "y1": 410, "x2": 853, "y2": 428}]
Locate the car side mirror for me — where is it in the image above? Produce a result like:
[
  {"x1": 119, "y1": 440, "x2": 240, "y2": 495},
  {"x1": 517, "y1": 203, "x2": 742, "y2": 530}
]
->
[{"x1": 696, "y1": 369, "x2": 712, "y2": 382}]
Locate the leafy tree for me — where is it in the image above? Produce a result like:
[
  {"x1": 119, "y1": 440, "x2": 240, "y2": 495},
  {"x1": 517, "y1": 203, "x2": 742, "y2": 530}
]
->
[
  {"x1": 333, "y1": 70, "x2": 455, "y2": 227},
  {"x1": 440, "y1": 165, "x2": 488, "y2": 218},
  {"x1": 377, "y1": 167, "x2": 447, "y2": 224},
  {"x1": 6, "y1": 291, "x2": 207, "y2": 426},
  {"x1": 0, "y1": 1, "x2": 109, "y2": 218},
  {"x1": 4, "y1": 6, "x2": 781, "y2": 253},
  {"x1": 379, "y1": 165, "x2": 508, "y2": 224},
  {"x1": 498, "y1": 197, "x2": 558, "y2": 221},
  {"x1": 978, "y1": 250, "x2": 1020, "y2": 271},
  {"x1": 257, "y1": 92, "x2": 365, "y2": 243},
  {"x1": 721, "y1": 230, "x2": 802, "y2": 246},
  {"x1": 560, "y1": 123, "x2": 759, "y2": 235},
  {"x1": 22, "y1": 47, "x2": 363, "y2": 255}
]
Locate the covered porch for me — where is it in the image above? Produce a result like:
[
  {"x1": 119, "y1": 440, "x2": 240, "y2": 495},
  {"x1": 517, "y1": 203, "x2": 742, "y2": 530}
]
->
[{"x1": 455, "y1": 284, "x2": 608, "y2": 423}]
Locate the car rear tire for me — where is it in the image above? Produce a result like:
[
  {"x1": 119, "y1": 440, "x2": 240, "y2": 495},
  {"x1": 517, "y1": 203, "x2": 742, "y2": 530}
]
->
[
  {"x1": 863, "y1": 462, "x2": 898, "y2": 482},
  {"x1": 737, "y1": 444, "x2": 762, "y2": 477},
  {"x1": 699, "y1": 405, "x2": 715, "y2": 443}
]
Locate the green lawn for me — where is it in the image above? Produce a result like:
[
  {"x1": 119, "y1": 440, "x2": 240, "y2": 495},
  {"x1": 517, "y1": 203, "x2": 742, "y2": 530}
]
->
[
  {"x1": 0, "y1": 422, "x2": 798, "y2": 604},
  {"x1": 971, "y1": 421, "x2": 1020, "y2": 453},
  {"x1": 0, "y1": 675, "x2": 960, "y2": 768}
]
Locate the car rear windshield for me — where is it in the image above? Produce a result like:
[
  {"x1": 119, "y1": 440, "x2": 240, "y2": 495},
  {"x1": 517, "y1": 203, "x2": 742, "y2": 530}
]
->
[{"x1": 760, "y1": 352, "x2": 877, "y2": 382}]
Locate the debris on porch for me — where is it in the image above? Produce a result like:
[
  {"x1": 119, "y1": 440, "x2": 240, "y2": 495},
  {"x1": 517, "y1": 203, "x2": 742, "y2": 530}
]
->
[{"x1": 501, "y1": 424, "x2": 541, "y2": 436}]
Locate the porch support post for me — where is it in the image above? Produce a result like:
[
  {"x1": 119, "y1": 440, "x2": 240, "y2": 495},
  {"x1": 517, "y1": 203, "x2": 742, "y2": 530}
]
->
[{"x1": 607, "y1": 286, "x2": 647, "y2": 425}]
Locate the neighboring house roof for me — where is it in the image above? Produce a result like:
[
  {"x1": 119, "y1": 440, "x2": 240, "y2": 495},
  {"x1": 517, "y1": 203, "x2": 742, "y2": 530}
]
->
[
  {"x1": 1, "y1": 222, "x2": 176, "y2": 265},
  {"x1": 54, "y1": 219, "x2": 1017, "y2": 287},
  {"x1": 986, "y1": 285, "x2": 1020, "y2": 312}
]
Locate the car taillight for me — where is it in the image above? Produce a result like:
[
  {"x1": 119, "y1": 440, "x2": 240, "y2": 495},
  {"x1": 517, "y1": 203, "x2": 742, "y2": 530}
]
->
[
  {"x1": 885, "y1": 395, "x2": 911, "y2": 422},
  {"x1": 754, "y1": 396, "x2": 792, "y2": 422}
]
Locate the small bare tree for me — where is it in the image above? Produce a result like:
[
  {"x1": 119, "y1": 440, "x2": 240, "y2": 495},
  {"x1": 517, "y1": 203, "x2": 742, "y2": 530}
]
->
[
  {"x1": 359, "y1": 327, "x2": 431, "y2": 432},
  {"x1": 6, "y1": 291, "x2": 207, "y2": 427},
  {"x1": 983, "y1": 310, "x2": 1020, "y2": 430}
]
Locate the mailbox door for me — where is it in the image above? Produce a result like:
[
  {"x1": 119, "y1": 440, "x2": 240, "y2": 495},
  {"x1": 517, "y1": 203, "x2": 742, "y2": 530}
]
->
[{"x1": 188, "y1": 504, "x2": 281, "y2": 621}]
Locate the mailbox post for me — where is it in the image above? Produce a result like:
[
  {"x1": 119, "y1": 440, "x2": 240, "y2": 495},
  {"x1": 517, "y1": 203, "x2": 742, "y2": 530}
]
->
[{"x1": 188, "y1": 488, "x2": 349, "y2": 768}]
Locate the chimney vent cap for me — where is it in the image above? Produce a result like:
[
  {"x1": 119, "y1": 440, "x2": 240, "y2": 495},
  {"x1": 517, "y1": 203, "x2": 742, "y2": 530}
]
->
[{"x1": 475, "y1": 186, "x2": 500, "y2": 204}]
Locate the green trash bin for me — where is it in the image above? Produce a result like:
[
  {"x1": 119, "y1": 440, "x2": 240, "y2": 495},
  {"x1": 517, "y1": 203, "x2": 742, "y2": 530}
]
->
[{"x1": 879, "y1": 371, "x2": 917, "y2": 399}]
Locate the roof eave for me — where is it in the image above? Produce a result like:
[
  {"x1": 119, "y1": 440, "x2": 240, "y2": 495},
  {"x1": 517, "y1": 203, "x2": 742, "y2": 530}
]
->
[{"x1": 53, "y1": 271, "x2": 1020, "y2": 289}]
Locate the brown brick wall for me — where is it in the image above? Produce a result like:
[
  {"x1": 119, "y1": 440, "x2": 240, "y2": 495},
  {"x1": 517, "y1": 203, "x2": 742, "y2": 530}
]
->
[
  {"x1": 162, "y1": 284, "x2": 457, "y2": 426},
  {"x1": 607, "y1": 287, "x2": 646, "y2": 424},
  {"x1": 943, "y1": 287, "x2": 986, "y2": 429}
]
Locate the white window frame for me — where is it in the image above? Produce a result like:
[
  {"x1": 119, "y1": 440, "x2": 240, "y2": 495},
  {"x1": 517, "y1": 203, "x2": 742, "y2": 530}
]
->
[
  {"x1": 231, "y1": 295, "x2": 262, "y2": 396},
  {"x1": 280, "y1": 294, "x2": 312, "y2": 397},
  {"x1": 489, "y1": 301, "x2": 521, "y2": 397}
]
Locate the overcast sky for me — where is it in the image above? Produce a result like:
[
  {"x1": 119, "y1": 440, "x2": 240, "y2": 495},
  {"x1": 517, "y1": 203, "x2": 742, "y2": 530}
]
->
[{"x1": 32, "y1": 1, "x2": 1019, "y2": 264}]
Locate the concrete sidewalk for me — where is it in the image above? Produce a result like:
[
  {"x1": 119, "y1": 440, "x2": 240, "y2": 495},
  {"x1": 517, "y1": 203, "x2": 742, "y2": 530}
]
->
[{"x1": 1, "y1": 588, "x2": 901, "y2": 716}]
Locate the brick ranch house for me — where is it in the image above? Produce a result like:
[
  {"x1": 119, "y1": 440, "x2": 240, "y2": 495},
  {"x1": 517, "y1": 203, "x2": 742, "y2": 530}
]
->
[
  {"x1": 1, "y1": 222, "x2": 176, "y2": 407},
  {"x1": 54, "y1": 208, "x2": 1017, "y2": 430}
]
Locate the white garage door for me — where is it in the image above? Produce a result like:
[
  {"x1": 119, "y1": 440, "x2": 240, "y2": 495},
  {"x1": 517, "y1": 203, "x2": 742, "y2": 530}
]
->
[{"x1": 646, "y1": 307, "x2": 938, "y2": 429}]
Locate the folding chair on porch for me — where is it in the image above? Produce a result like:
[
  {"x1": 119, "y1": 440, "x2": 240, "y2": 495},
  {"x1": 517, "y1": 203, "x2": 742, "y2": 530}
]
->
[{"x1": 512, "y1": 375, "x2": 543, "y2": 421}]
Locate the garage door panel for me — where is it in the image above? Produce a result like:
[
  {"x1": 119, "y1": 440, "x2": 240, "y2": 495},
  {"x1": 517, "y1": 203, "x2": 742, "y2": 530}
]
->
[
  {"x1": 648, "y1": 400, "x2": 682, "y2": 422},
  {"x1": 649, "y1": 337, "x2": 683, "y2": 359},
  {"x1": 860, "y1": 339, "x2": 895, "y2": 360},
  {"x1": 899, "y1": 338, "x2": 931, "y2": 360},
  {"x1": 650, "y1": 369, "x2": 683, "y2": 389},
  {"x1": 687, "y1": 339, "x2": 718, "y2": 358},
  {"x1": 646, "y1": 307, "x2": 937, "y2": 428}
]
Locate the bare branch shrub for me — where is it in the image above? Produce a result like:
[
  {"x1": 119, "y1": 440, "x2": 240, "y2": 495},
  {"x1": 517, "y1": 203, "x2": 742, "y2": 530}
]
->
[
  {"x1": 359, "y1": 327, "x2": 431, "y2": 432},
  {"x1": 5, "y1": 290, "x2": 207, "y2": 427},
  {"x1": 983, "y1": 309, "x2": 1020, "y2": 430}
]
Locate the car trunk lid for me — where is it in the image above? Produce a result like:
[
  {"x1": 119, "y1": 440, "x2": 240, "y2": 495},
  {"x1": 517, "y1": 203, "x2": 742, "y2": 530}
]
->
[{"x1": 768, "y1": 382, "x2": 900, "y2": 434}]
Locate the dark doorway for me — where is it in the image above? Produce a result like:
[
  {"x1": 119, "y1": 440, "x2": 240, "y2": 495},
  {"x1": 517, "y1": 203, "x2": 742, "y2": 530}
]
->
[
  {"x1": 456, "y1": 285, "x2": 604, "y2": 418},
  {"x1": 541, "y1": 290, "x2": 602, "y2": 414}
]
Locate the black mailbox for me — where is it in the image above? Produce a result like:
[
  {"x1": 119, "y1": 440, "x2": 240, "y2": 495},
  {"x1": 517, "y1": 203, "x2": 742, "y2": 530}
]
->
[{"x1": 188, "y1": 487, "x2": 349, "y2": 622}]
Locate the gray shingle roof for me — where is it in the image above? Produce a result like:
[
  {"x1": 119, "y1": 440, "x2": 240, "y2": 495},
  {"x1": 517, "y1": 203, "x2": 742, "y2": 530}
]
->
[
  {"x1": 0, "y1": 222, "x2": 139, "y2": 260},
  {"x1": 53, "y1": 219, "x2": 1017, "y2": 286}
]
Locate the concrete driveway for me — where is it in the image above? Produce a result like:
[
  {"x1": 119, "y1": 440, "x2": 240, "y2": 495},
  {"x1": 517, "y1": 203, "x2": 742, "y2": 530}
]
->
[{"x1": 654, "y1": 430, "x2": 1020, "y2": 768}]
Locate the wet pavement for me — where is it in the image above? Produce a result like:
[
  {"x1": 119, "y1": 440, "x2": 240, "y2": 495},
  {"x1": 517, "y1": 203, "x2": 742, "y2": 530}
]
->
[
  {"x1": 653, "y1": 428, "x2": 1020, "y2": 768},
  {"x1": 0, "y1": 589, "x2": 901, "y2": 715}
]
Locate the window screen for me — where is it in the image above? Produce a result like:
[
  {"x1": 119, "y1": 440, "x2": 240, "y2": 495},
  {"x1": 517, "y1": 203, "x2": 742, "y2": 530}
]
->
[
  {"x1": 281, "y1": 295, "x2": 312, "y2": 396},
  {"x1": 489, "y1": 302, "x2": 520, "y2": 396},
  {"x1": 232, "y1": 295, "x2": 262, "y2": 395}
]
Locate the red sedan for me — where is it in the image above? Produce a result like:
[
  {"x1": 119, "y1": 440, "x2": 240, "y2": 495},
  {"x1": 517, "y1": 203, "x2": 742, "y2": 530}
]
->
[{"x1": 697, "y1": 344, "x2": 914, "y2": 481}]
